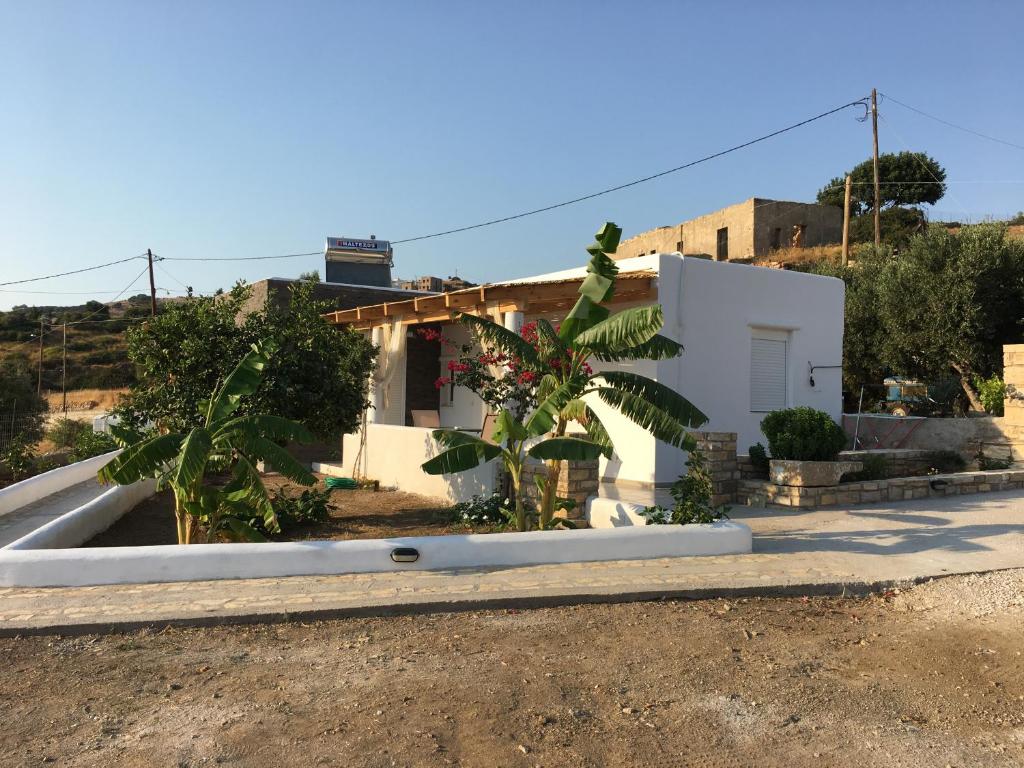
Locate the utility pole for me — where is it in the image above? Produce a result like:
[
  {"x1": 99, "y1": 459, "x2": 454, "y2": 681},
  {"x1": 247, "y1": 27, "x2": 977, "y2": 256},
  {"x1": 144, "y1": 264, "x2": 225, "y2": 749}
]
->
[
  {"x1": 37, "y1": 318, "x2": 45, "y2": 396},
  {"x1": 147, "y1": 248, "x2": 157, "y2": 317},
  {"x1": 61, "y1": 323, "x2": 67, "y2": 416},
  {"x1": 841, "y1": 174, "x2": 852, "y2": 266},
  {"x1": 871, "y1": 87, "x2": 881, "y2": 247}
]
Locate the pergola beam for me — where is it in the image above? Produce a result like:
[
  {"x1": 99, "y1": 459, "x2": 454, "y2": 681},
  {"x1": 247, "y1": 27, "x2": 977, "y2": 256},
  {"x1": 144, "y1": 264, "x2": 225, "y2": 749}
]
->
[
  {"x1": 331, "y1": 274, "x2": 657, "y2": 333},
  {"x1": 325, "y1": 273, "x2": 656, "y2": 329}
]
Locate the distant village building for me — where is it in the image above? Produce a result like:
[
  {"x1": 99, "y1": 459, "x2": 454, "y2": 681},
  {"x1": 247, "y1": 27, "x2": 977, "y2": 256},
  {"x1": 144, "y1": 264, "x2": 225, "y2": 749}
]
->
[
  {"x1": 614, "y1": 198, "x2": 842, "y2": 262},
  {"x1": 396, "y1": 275, "x2": 477, "y2": 292}
]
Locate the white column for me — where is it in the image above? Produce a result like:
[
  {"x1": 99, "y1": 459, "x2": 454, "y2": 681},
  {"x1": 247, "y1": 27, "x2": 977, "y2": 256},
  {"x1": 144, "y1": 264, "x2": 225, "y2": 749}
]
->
[
  {"x1": 503, "y1": 310, "x2": 524, "y2": 334},
  {"x1": 368, "y1": 325, "x2": 385, "y2": 423}
]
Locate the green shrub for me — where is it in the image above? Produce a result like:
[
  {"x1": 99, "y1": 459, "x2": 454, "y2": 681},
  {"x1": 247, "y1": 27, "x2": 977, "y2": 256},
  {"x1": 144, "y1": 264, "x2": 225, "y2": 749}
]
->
[
  {"x1": 760, "y1": 407, "x2": 847, "y2": 462},
  {"x1": 846, "y1": 452, "x2": 889, "y2": 481},
  {"x1": 2, "y1": 438, "x2": 36, "y2": 481},
  {"x1": 973, "y1": 374, "x2": 1005, "y2": 416},
  {"x1": 46, "y1": 418, "x2": 88, "y2": 449},
  {"x1": 447, "y1": 493, "x2": 511, "y2": 528},
  {"x1": 925, "y1": 450, "x2": 967, "y2": 474},
  {"x1": 269, "y1": 486, "x2": 333, "y2": 531},
  {"x1": 976, "y1": 448, "x2": 1013, "y2": 471},
  {"x1": 69, "y1": 429, "x2": 117, "y2": 462},
  {"x1": 748, "y1": 443, "x2": 769, "y2": 475},
  {"x1": 639, "y1": 449, "x2": 729, "y2": 525}
]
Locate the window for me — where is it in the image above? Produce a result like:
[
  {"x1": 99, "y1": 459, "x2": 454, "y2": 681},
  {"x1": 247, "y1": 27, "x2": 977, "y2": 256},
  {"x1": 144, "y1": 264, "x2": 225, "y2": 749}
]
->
[
  {"x1": 716, "y1": 227, "x2": 729, "y2": 260},
  {"x1": 769, "y1": 227, "x2": 781, "y2": 250},
  {"x1": 750, "y1": 336, "x2": 787, "y2": 412},
  {"x1": 675, "y1": 240, "x2": 684, "y2": 253}
]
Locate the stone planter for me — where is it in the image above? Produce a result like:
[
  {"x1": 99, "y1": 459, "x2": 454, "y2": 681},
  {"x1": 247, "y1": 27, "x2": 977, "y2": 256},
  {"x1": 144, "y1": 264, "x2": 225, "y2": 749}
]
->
[{"x1": 769, "y1": 459, "x2": 863, "y2": 487}]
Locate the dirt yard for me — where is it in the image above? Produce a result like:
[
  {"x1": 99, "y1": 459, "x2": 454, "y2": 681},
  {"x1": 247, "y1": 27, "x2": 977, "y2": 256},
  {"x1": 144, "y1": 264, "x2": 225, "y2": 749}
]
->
[
  {"x1": 85, "y1": 479, "x2": 476, "y2": 547},
  {"x1": 1, "y1": 570, "x2": 1022, "y2": 767}
]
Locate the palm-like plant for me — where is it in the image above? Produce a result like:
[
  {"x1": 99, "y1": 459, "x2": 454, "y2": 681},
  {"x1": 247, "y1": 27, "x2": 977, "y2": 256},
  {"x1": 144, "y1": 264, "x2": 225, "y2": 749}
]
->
[
  {"x1": 422, "y1": 222, "x2": 708, "y2": 529},
  {"x1": 99, "y1": 342, "x2": 316, "y2": 544}
]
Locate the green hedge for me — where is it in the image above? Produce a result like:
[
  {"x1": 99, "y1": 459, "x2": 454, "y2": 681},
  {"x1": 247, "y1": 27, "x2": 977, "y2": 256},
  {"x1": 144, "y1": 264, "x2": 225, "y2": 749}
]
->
[{"x1": 760, "y1": 407, "x2": 847, "y2": 462}]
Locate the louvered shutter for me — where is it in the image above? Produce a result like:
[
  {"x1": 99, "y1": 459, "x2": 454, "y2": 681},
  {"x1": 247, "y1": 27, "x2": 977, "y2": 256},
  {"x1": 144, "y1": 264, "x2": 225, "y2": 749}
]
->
[{"x1": 750, "y1": 338, "x2": 787, "y2": 412}]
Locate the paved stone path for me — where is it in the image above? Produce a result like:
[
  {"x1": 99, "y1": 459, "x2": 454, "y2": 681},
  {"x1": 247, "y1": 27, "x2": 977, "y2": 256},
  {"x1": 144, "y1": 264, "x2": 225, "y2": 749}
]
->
[
  {"x1": 1, "y1": 490, "x2": 1022, "y2": 635},
  {"x1": 0, "y1": 480, "x2": 107, "y2": 548}
]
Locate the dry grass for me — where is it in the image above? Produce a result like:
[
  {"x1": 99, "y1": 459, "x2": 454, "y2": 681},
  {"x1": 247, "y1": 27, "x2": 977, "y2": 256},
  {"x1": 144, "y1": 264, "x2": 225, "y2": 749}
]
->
[
  {"x1": 44, "y1": 387, "x2": 128, "y2": 412},
  {"x1": 753, "y1": 243, "x2": 843, "y2": 267}
]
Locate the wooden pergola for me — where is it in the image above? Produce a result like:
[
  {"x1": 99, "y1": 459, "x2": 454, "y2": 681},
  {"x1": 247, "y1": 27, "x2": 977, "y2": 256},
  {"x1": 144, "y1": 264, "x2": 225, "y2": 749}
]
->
[{"x1": 324, "y1": 271, "x2": 657, "y2": 331}]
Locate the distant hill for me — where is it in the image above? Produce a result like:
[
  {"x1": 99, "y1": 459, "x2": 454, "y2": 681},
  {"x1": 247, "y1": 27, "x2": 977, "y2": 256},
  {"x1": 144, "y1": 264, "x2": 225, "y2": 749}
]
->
[{"x1": 0, "y1": 293, "x2": 178, "y2": 393}]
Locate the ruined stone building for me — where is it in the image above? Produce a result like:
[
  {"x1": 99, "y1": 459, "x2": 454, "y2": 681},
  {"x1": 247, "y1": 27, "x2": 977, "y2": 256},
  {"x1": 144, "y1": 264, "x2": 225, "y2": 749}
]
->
[{"x1": 614, "y1": 198, "x2": 843, "y2": 262}]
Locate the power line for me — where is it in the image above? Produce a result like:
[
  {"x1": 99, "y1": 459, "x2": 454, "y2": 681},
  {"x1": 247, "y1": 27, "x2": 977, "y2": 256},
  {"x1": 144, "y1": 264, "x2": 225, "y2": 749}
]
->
[
  {"x1": 153, "y1": 261, "x2": 191, "y2": 292},
  {"x1": 64, "y1": 264, "x2": 151, "y2": 327},
  {"x1": 0, "y1": 254, "x2": 146, "y2": 287},
  {"x1": 160, "y1": 250, "x2": 322, "y2": 263},
  {"x1": 879, "y1": 92, "x2": 1024, "y2": 152},
  {"x1": 878, "y1": 111, "x2": 972, "y2": 221},
  {"x1": 389, "y1": 97, "x2": 870, "y2": 245}
]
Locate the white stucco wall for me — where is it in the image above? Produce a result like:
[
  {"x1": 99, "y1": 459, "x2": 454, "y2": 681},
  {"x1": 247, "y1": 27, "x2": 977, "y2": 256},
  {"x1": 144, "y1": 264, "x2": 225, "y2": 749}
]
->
[
  {"x1": 338, "y1": 423, "x2": 497, "y2": 503},
  {"x1": 659, "y1": 256, "x2": 843, "y2": 483}
]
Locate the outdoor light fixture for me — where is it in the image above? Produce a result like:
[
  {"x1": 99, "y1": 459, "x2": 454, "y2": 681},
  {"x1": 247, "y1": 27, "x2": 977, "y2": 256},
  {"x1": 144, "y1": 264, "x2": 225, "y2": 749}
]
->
[
  {"x1": 929, "y1": 479, "x2": 949, "y2": 492},
  {"x1": 390, "y1": 547, "x2": 420, "y2": 563},
  {"x1": 808, "y1": 361, "x2": 842, "y2": 388}
]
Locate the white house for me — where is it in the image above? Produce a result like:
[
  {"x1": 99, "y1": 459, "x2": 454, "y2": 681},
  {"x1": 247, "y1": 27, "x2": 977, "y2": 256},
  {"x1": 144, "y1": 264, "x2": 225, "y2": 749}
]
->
[{"x1": 325, "y1": 253, "x2": 844, "y2": 500}]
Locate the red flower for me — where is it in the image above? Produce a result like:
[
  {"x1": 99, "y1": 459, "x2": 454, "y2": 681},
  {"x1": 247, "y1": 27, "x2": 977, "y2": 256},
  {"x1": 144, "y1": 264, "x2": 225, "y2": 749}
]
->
[{"x1": 434, "y1": 376, "x2": 451, "y2": 389}]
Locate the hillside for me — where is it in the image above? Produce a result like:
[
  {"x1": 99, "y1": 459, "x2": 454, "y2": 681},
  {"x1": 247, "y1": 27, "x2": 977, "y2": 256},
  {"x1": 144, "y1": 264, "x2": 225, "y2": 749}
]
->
[{"x1": 0, "y1": 293, "x2": 172, "y2": 394}]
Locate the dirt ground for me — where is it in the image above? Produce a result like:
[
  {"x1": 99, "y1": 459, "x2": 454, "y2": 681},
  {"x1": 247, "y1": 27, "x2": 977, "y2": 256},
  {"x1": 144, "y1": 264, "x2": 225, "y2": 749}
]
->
[
  {"x1": 85, "y1": 479, "x2": 474, "y2": 547},
  {"x1": 2, "y1": 570, "x2": 1022, "y2": 767}
]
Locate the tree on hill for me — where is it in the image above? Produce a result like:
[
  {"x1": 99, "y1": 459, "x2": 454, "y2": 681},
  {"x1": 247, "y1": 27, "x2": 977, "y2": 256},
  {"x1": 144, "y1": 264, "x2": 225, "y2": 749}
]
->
[{"x1": 817, "y1": 151, "x2": 947, "y2": 214}]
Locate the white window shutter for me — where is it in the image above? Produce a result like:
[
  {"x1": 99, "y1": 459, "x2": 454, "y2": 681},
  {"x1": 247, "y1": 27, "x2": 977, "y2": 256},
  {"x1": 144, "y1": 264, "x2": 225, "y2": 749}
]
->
[{"x1": 751, "y1": 338, "x2": 787, "y2": 412}]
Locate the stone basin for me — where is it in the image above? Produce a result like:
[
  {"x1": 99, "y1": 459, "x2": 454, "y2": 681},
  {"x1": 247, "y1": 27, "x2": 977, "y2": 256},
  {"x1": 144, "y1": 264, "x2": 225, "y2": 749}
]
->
[{"x1": 769, "y1": 459, "x2": 864, "y2": 487}]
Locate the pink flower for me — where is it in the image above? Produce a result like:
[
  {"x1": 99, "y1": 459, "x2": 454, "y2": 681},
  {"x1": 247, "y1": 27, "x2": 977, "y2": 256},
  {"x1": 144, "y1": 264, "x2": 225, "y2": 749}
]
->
[{"x1": 434, "y1": 376, "x2": 451, "y2": 389}]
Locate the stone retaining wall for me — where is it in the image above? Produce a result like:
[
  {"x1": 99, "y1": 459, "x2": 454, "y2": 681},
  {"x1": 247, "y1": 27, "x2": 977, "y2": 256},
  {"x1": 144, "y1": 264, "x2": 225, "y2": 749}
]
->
[
  {"x1": 840, "y1": 449, "x2": 940, "y2": 478},
  {"x1": 737, "y1": 448, "x2": 938, "y2": 483},
  {"x1": 738, "y1": 469, "x2": 1024, "y2": 509},
  {"x1": 521, "y1": 458, "x2": 599, "y2": 521}
]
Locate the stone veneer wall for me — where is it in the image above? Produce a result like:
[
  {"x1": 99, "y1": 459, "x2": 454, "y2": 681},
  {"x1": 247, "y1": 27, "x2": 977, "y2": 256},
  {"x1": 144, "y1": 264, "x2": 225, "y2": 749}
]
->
[
  {"x1": 520, "y1": 459, "x2": 599, "y2": 522},
  {"x1": 692, "y1": 431, "x2": 739, "y2": 508},
  {"x1": 738, "y1": 448, "x2": 937, "y2": 483},
  {"x1": 738, "y1": 468, "x2": 1024, "y2": 509}
]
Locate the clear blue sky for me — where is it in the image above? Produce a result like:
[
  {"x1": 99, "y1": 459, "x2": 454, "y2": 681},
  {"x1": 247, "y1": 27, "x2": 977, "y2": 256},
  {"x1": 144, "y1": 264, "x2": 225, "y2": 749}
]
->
[{"x1": 1, "y1": 0, "x2": 1022, "y2": 310}]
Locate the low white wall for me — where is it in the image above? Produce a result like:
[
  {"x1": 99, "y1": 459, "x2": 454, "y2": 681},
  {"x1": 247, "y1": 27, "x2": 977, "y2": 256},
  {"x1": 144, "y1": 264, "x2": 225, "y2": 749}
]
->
[
  {"x1": 586, "y1": 497, "x2": 657, "y2": 528},
  {"x1": 3, "y1": 479, "x2": 156, "y2": 551},
  {"x1": 338, "y1": 423, "x2": 496, "y2": 503},
  {"x1": 0, "y1": 521, "x2": 753, "y2": 587},
  {"x1": 0, "y1": 450, "x2": 120, "y2": 517}
]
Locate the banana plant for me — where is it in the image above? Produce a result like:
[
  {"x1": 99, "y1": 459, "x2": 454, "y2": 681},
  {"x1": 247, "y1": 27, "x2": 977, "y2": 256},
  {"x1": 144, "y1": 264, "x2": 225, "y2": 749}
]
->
[
  {"x1": 99, "y1": 342, "x2": 316, "y2": 544},
  {"x1": 422, "y1": 410, "x2": 604, "y2": 531},
  {"x1": 425, "y1": 222, "x2": 708, "y2": 529}
]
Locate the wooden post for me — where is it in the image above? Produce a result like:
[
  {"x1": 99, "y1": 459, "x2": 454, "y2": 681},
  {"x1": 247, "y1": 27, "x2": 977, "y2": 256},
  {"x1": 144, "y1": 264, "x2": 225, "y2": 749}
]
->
[
  {"x1": 147, "y1": 248, "x2": 157, "y2": 317},
  {"x1": 871, "y1": 88, "x2": 881, "y2": 247},
  {"x1": 841, "y1": 174, "x2": 852, "y2": 266},
  {"x1": 37, "y1": 318, "x2": 45, "y2": 396},
  {"x1": 61, "y1": 323, "x2": 67, "y2": 416}
]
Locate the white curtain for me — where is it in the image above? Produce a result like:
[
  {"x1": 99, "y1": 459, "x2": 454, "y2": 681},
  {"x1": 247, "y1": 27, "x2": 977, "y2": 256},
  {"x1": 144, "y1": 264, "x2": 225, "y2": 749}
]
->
[{"x1": 371, "y1": 319, "x2": 407, "y2": 421}]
